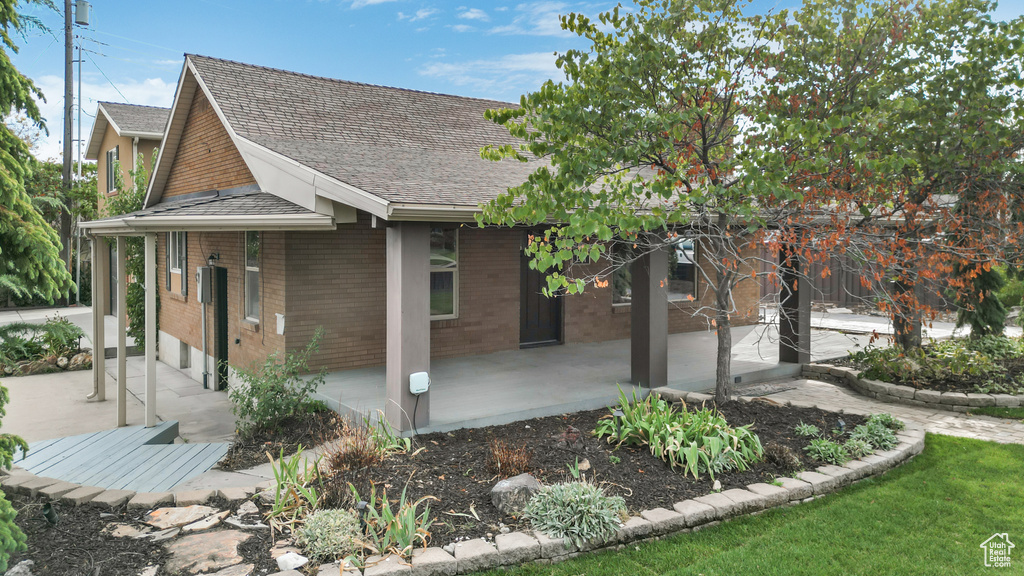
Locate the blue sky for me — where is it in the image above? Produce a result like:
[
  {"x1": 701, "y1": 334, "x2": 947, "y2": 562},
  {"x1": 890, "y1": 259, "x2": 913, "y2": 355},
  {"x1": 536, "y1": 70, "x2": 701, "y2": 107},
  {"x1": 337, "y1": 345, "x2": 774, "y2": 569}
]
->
[{"x1": 10, "y1": 0, "x2": 1024, "y2": 161}]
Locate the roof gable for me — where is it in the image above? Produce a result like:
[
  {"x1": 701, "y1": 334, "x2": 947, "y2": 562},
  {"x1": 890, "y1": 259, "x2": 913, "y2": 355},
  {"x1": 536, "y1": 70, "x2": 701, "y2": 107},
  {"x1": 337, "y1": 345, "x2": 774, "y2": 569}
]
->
[{"x1": 84, "y1": 102, "x2": 169, "y2": 160}]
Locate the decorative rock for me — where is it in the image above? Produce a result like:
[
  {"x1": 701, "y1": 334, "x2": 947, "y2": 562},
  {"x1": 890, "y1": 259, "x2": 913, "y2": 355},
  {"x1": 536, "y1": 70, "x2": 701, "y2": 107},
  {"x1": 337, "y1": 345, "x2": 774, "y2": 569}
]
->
[
  {"x1": 745, "y1": 483, "x2": 789, "y2": 508},
  {"x1": 106, "y1": 522, "x2": 152, "y2": 538},
  {"x1": 411, "y1": 546, "x2": 459, "y2": 575},
  {"x1": 237, "y1": 500, "x2": 259, "y2": 516},
  {"x1": 490, "y1": 473, "x2": 542, "y2": 516},
  {"x1": 56, "y1": 356, "x2": 69, "y2": 369},
  {"x1": 712, "y1": 480, "x2": 721, "y2": 492},
  {"x1": 4, "y1": 560, "x2": 35, "y2": 576},
  {"x1": 270, "y1": 540, "x2": 301, "y2": 559},
  {"x1": 140, "y1": 527, "x2": 181, "y2": 543},
  {"x1": 453, "y1": 538, "x2": 501, "y2": 572},
  {"x1": 145, "y1": 505, "x2": 219, "y2": 529},
  {"x1": 276, "y1": 552, "x2": 308, "y2": 571},
  {"x1": 128, "y1": 492, "x2": 175, "y2": 510},
  {"x1": 69, "y1": 352, "x2": 92, "y2": 371},
  {"x1": 775, "y1": 477, "x2": 813, "y2": 500},
  {"x1": 224, "y1": 516, "x2": 270, "y2": 531},
  {"x1": 577, "y1": 458, "x2": 591, "y2": 472},
  {"x1": 364, "y1": 554, "x2": 411, "y2": 575},
  {"x1": 218, "y1": 487, "x2": 253, "y2": 503},
  {"x1": 183, "y1": 510, "x2": 230, "y2": 532},
  {"x1": 316, "y1": 563, "x2": 342, "y2": 576},
  {"x1": 163, "y1": 530, "x2": 251, "y2": 574},
  {"x1": 640, "y1": 507, "x2": 686, "y2": 534},
  {"x1": 268, "y1": 572, "x2": 304, "y2": 576},
  {"x1": 37, "y1": 481, "x2": 80, "y2": 499},
  {"x1": 672, "y1": 499, "x2": 718, "y2": 527},
  {"x1": 442, "y1": 544, "x2": 455, "y2": 555},
  {"x1": 59, "y1": 485, "x2": 105, "y2": 506},
  {"x1": 90, "y1": 489, "x2": 136, "y2": 509},
  {"x1": 494, "y1": 532, "x2": 540, "y2": 564},
  {"x1": 138, "y1": 566, "x2": 159, "y2": 576},
  {"x1": 16, "y1": 359, "x2": 61, "y2": 376},
  {"x1": 175, "y1": 489, "x2": 216, "y2": 506}
]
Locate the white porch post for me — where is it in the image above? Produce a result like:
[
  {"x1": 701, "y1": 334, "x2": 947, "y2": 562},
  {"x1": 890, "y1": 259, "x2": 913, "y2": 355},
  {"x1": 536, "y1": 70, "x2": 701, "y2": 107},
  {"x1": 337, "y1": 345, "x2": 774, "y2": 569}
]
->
[
  {"x1": 144, "y1": 232, "x2": 157, "y2": 427},
  {"x1": 116, "y1": 236, "x2": 128, "y2": 427},
  {"x1": 385, "y1": 222, "x2": 430, "y2": 433},
  {"x1": 90, "y1": 236, "x2": 108, "y2": 401},
  {"x1": 630, "y1": 246, "x2": 669, "y2": 388}
]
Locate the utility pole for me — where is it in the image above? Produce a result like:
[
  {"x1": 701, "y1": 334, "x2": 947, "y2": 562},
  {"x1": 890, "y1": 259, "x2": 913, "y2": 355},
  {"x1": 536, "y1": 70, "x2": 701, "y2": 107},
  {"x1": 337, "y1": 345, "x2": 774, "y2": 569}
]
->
[{"x1": 61, "y1": 0, "x2": 74, "y2": 304}]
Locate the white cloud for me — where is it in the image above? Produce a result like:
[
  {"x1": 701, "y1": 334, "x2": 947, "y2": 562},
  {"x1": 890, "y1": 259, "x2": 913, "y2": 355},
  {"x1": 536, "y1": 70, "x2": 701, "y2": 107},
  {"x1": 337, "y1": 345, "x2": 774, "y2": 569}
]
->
[
  {"x1": 351, "y1": 0, "x2": 399, "y2": 8},
  {"x1": 458, "y1": 8, "x2": 490, "y2": 21},
  {"x1": 419, "y1": 51, "x2": 562, "y2": 101},
  {"x1": 449, "y1": 24, "x2": 474, "y2": 32},
  {"x1": 489, "y1": 1, "x2": 571, "y2": 37},
  {"x1": 398, "y1": 8, "x2": 438, "y2": 22},
  {"x1": 31, "y1": 74, "x2": 175, "y2": 162}
]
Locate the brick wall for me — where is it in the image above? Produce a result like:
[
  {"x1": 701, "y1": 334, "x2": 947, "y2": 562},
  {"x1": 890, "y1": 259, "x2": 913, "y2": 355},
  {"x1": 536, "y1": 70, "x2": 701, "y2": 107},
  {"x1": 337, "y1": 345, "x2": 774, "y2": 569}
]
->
[
  {"x1": 162, "y1": 89, "x2": 256, "y2": 198},
  {"x1": 157, "y1": 230, "x2": 286, "y2": 374}
]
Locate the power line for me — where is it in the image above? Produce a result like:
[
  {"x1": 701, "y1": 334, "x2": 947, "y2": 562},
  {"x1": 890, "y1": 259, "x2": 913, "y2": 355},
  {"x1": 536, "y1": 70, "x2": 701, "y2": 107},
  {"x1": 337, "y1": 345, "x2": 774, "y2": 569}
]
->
[{"x1": 83, "y1": 50, "x2": 128, "y2": 104}]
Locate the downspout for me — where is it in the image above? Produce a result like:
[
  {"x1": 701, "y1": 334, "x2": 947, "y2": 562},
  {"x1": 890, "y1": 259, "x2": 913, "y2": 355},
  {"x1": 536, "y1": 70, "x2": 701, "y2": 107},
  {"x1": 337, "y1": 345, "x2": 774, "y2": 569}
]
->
[{"x1": 132, "y1": 136, "x2": 139, "y2": 172}]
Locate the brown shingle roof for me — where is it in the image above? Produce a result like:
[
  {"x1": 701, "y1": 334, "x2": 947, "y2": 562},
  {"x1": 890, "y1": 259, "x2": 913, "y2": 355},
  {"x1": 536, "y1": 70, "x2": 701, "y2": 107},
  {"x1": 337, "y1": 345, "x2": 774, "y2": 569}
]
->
[
  {"x1": 100, "y1": 102, "x2": 170, "y2": 136},
  {"x1": 187, "y1": 55, "x2": 540, "y2": 207},
  {"x1": 91, "y1": 190, "x2": 313, "y2": 222}
]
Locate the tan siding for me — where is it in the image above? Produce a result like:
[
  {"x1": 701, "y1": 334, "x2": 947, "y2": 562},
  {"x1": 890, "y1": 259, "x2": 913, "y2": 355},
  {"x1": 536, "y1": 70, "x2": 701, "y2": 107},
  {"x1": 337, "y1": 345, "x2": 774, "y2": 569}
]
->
[{"x1": 162, "y1": 89, "x2": 256, "y2": 198}]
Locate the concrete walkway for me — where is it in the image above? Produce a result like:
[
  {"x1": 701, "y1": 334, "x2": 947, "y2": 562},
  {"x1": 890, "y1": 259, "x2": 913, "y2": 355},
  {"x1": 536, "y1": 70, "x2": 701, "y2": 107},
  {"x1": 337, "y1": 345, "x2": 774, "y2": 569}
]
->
[{"x1": 757, "y1": 378, "x2": 1024, "y2": 445}]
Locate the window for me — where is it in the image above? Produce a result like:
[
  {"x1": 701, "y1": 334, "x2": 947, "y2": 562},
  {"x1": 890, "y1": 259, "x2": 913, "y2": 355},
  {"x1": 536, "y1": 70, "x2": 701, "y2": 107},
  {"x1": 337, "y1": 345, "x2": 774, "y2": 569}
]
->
[
  {"x1": 169, "y1": 232, "x2": 185, "y2": 273},
  {"x1": 611, "y1": 238, "x2": 698, "y2": 305},
  {"x1": 430, "y1": 227, "x2": 458, "y2": 319},
  {"x1": 105, "y1": 146, "x2": 119, "y2": 192},
  {"x1": 245, "y1": 231, "x2": 260, "y2": 322}
]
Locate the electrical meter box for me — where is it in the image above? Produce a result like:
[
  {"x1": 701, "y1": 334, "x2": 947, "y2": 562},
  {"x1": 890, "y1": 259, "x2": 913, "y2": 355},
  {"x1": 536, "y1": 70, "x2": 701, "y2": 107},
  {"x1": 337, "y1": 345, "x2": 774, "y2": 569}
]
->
[{"x1": 197, "y1": 267, "x2": 212, "y2": 303}]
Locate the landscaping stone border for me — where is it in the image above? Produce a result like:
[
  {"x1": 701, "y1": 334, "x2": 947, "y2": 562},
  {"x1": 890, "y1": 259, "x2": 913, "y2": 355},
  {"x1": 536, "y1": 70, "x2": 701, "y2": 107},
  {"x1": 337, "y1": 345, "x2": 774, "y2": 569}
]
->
[
  {"x1": 801, "y1": 363, "x2": 1024, "y2": 413},
  {"x1": 0, "y1": 405, "x2": 926, "y2": 576}
]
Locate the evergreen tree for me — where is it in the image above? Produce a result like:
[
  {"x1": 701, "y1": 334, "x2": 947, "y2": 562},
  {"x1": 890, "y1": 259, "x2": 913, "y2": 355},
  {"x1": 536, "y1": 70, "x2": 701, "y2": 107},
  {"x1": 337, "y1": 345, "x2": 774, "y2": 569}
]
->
[
  {"x1": 956, "y1": 264, "x2": 1007, "y2": 337},
  {"x1": 0, "y1": 0, "x2": 73, "y2": 303}
]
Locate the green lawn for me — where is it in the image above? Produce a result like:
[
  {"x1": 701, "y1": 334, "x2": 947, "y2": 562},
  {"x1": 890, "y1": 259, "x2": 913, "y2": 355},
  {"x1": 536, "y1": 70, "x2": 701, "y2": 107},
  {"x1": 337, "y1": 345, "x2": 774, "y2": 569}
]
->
[
  {"x1": 969, "y1": 406, "x2": 1024, "y2": 421},
  {"x1": 482, "y1": 434, "x2": 1023, "y2": 576}
]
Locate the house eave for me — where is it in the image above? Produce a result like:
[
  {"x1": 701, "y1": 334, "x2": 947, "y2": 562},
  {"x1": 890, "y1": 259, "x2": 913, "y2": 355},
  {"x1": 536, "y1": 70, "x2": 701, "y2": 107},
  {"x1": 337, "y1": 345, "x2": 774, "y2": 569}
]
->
[
  {"x1": 81, "y1": 214, "x2": 337, "y2": 235},
  {"x1": 386, "y1": 204, "x2": 482, "y2": 222}
]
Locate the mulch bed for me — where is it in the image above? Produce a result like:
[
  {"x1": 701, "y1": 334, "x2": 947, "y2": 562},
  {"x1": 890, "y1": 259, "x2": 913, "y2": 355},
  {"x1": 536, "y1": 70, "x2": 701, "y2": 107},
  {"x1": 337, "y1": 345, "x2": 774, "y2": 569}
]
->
[
  {"x1": 321, "y1": 399, "x2": 867, "y2": 542},
  {"x1": 827, "y1": 355, "x2": 1024, "y2": 394},
  {"x1": 217, "y1": 410, "x2": 343, "y2": 471},
  {"x1": 8, "y1": 398, "x2": 872, "y2": 574}
]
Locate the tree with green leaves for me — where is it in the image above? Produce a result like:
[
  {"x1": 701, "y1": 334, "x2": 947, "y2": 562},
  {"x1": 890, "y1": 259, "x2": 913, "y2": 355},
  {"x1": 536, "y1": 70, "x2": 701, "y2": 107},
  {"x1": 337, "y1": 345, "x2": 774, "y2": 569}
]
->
[
  {"x1": 105, "y1": 152, "x2": 158, "y2": 347},
  {"x1": 0, "y1": 1, "x2": 72, "y2": 304},
  {"x1": 0, "y1": 382, "x2": 26, "y2": 571}
]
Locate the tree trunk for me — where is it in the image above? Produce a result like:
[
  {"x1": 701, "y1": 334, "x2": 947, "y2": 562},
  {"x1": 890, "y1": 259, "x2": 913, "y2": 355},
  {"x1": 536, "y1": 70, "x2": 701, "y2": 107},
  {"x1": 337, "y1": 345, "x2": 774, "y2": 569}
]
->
[
  {"x1": 715, "y1": 278, "x2": 732, "y2": 405},
  {"x1": 892, "y1": 277, "x2": 922, "y2": 350}
]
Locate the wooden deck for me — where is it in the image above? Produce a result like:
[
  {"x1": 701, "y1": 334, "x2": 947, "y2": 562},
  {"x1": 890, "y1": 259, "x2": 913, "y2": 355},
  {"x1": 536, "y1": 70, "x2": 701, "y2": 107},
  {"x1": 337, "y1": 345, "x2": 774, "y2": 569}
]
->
[{"x1": 14, "y1": 421, "x2": 229, "y2": 492}]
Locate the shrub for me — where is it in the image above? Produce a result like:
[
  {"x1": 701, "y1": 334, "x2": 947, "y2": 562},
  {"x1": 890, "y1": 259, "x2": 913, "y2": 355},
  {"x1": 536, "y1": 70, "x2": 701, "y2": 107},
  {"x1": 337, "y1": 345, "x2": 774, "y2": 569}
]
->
[
  {"x1": 296, "y1": 509, "x2": 362, "y2": 561},
  {"x1": 763, "y1": 442, "x2": 801, "y2": 469},
  {"x1": 522, "y1": 481, "x2": 626, "y2": 549},
  {"x1": 349, "y1": 484, "x2": 435, "y2": 560},
  {"x1": 487, "y1": 439, "x2": 533, "y2": 478},
  {"x1": 0, "y1": 316, "x2": 84, "y2": 366},
  {"x1": 844, "y1": 439, "x2": 874, "y2": 458},
  {"x1": 804, "y1": 438, "x2": 849, "y2": 465},
  {"x1": 321, "y1": 418, "x2": 382, "y2": 473},
  {"x1": 865, "y1": 413, "x2": 905, "y2": 432},
  {"x1": 849, "y1": 422, "x2": 898, "y2": 451},
  {"x1": 850, "y1": 341, "x2": 1006, "y2": 385},
  {"x1": 0, "y1": 384, "x2": 27, "y2": 571},
  {"x1": 230, "y1": 328, "x2": 327, "y2": 437},
  {"x1": 38, "y1": 314, "x2": 84, "y2": 357},
  {"x1": 595, "y1": 388, "x2": 763, "y2": 480},
  {"x1": 794, "y1": 422, "x2": 820, "y2": 437}
]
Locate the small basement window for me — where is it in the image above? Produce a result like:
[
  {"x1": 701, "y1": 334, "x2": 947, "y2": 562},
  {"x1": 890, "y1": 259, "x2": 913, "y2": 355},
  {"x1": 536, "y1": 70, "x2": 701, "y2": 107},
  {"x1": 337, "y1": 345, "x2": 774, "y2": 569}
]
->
[{"x1": 430, "y1": 227, "x2": 458, "y2": 319}]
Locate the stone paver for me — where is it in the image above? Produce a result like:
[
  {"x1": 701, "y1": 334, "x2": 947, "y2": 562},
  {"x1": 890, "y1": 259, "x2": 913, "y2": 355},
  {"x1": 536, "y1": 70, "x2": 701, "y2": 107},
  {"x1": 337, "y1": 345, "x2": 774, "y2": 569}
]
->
[
  {"x1": 89, "y1": 489, "x2": 135, "y2": 509},
  {"x1": 164, "y1": 530, "x2": 251, "y2": 574},
  {"x1": 760, "y1": 378, "x2": 1024, "y2": 444},
  {"x1": 129, "y1": 492, "x2": 175, "y2": 510},
  {"x1": 59, "y1": 485, "x2": 105, "y2": 506}
]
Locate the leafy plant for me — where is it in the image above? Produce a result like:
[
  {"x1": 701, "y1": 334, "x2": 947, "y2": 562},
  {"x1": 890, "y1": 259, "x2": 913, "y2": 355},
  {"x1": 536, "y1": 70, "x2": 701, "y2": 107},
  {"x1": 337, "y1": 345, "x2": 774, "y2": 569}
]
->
[
  {"x1": 865, "y1": 413, "x2": 905, "y2": 432},
  {"x1": 364, "y1": 411, "x2": 412, "y2": 454},
  {"x1": 804, "y1": 438, "x2": 849, "y2": 465},
  {"x1": 266, "y1": 446, "x2": 322, "y2": 536},
  {"x1": 295, "y1": 508, "x2": 362, "y2": 561},
  {"x1": 522, "y1": 481, "x2": 626, "y2": 549},
  {"x1": 594, "y1": 387, "x2": 762, "y2": 480},
  {"x1": 487, "y1": 439, "x2": 532, "y2": 478},
  {"x1": 321, "y1": 417, "x2": 383, "y2": 473},
  {"x1": 848, "y1": 422, "x2": 898, "y2": 451},
  {"x1": 794, "y1": 422, "x2": 821, "y2": 437},
  {"x1": 844, "y1": 439, "x2": 874, "y2": 459},
  {"x1": 763, "y1": 442, "x2": 801, "y2": 469},
  {"x1": 38, "y1": 314, "x2": 84, "y2": 356},
  {"x1": 230, "y1": 328, "x2": 327, "y2": 437},
  {"x1": 0, "y1": 383, "x2": 27, "y2": 571},
  {"x1": 349, "y1": 484, "x2": 436, "y2": 560},
  {"x1": 608, "y1": 454, "x2": 621, "y2": 465}
]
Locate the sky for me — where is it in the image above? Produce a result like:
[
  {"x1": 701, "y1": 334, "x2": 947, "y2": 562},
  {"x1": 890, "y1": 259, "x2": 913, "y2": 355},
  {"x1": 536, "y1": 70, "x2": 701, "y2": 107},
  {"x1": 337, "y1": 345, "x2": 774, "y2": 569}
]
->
[{"x1": 9, "y1": 0, "x2": 1024, "y2": 162}]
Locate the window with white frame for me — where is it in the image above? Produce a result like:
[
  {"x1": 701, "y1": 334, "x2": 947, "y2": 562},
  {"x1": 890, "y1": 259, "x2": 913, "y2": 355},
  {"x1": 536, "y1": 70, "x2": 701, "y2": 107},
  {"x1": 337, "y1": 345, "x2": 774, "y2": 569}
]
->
[
  {"x1": 105, "y1": 146, "x2": 119, "y2": 192},
  {"x1": 430, "y1": 227, "x2": 458, "y2": 319},
  {"x1": 245, "y1": 231, "x2": 260, "y2": 322},
  {"x1": 169, "y1": 232, "x2": 185, "y2": 273}
]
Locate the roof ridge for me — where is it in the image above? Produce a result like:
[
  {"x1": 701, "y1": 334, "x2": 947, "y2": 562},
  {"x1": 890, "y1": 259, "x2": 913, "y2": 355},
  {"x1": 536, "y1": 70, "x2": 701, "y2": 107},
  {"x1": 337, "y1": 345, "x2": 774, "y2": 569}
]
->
[
  {"x1": 185, "y1": 53, "x2": 518, "y2": 107},
  {"x1": 99, "y1": 101, "x2": 171, "y2": 111}
]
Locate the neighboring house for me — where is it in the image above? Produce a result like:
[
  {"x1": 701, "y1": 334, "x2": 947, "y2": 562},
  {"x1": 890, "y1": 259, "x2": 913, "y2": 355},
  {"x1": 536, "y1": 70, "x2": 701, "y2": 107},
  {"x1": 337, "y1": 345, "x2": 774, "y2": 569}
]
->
[
  {"x1": 83, "y1": 102, "x2": 170, "y2": 317},
  {"x1": 81, "y1": 55, "x2": 774, "y2": 433}
]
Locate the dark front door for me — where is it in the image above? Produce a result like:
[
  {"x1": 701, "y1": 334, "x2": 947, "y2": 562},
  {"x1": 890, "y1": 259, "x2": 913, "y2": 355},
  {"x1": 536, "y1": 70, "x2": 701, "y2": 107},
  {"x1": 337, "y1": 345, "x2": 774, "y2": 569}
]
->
[
  {"x1": 520, "y1": 235, "x2": 562, "y2": 347},
  {"x1": 213, "y1": 266, "x2": 229, "y2": 390}
]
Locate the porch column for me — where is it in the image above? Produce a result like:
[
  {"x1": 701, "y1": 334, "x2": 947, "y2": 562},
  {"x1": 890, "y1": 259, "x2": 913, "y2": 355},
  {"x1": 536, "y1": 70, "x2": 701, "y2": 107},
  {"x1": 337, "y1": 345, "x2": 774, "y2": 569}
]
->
[
  {"x1": 90, "y1": 236, "x2": 109, "y2": 402},
  {"x1": 631, "y1": 246, "x2": 669, "y2": 388},
  {"x1": 144, "y1": 232, "x2": 157, "y2": 427},
  {"x1": 385, "y1": 222, "x2": 430, "y2": 433},
  {"x1": 779, "y1": 251, "x2": 811, "y2": 364},
  {"x1": 116, "y1": 236, "x2": 128, "y2": 427}
]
